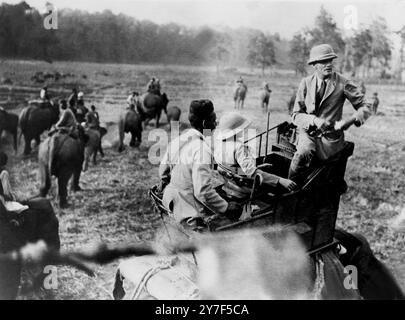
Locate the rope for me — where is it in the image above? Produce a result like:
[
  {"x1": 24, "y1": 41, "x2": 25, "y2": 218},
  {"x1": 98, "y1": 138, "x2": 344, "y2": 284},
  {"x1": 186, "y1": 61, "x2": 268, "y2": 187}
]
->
[
  {"x1": 130, "y1": 256, "x2": 200, "y2": 300},
  {"x1": 312, "y1": 254, "x2": 326, "y2": 300},
  {"x1": 130, "y1": 257, "x2": 176, "y2": 300}
]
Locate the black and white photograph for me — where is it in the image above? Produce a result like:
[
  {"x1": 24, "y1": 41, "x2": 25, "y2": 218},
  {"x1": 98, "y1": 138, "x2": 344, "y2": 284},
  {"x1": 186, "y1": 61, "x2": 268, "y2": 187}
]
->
[{"x1": 0, "y1": 0, "x2": 404, "y2": 303}]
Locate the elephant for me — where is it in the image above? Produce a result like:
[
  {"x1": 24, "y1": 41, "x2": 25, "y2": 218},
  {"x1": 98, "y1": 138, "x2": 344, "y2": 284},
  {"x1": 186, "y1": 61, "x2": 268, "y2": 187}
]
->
[
  {"x1": 166, "y1": 106, "x2": 181, "y2": 130},
  {"x1": 19, "y1": 101, "x2": 60, "y2": 155},
  {"x1": 141, "y1": 92, "x2": 169, "y2": 128},
  {"x1": 118, "y1": 108, "x2": 143, "y2": 153},
  {"x1": 259, "y1": 88, "x2": 272, "y2": 113},
  {"x1": 234, "y1": 84, "x2": 248, "y2": 110},
  {"x1": 38, "y1": 127, "x2": 87, "y2": 208},
  {"x1": 83, "y1": 127, "x2": 107, "y2": 172},
  {"x1": 0, "y1": 198, "x2": 60, "y2": 300},
  {"x1": 0, "y1": 108, "x2": 18, "y2": 152}
]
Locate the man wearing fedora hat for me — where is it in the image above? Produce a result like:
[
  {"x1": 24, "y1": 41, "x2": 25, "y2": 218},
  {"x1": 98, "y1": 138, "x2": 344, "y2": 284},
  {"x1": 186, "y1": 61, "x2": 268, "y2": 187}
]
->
[
  {"x1": 158, "y1": 100, "x2": 242, "y2": 231},
  {"x1": 213, "y1": 112, "x2": 297, "y2": 199},
  {"x1": 289, "y1": 44, "x2": 372, "y2": 181}
]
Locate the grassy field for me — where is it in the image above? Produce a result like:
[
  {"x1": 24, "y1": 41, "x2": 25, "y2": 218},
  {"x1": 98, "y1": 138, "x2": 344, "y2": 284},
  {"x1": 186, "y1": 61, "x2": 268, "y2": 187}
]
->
[{"x1": 0, "y1": 60, "x2": 404, "y2": 299}]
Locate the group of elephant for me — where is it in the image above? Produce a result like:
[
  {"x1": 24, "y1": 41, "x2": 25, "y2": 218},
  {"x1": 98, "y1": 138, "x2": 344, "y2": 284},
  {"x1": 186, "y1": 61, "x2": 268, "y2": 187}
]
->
[
  {"x1": 0, "y1": 89, "x2": 181, "y2": 299},
  {"x1": 0, "y1": 90, "x2": 180, "y2": 208}
]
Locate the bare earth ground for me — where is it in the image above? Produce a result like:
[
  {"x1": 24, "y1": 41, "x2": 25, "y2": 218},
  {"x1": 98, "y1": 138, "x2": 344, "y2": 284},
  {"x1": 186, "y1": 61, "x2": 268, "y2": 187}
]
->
[{"x1": 0, "y1": 60, "x2": 404, "y2": 299}]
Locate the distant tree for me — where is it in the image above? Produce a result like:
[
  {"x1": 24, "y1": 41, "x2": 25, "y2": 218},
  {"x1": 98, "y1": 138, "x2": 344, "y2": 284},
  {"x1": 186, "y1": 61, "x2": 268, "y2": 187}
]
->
[
  {"x1": 350, "y1": 28, "x2": 373, "y2": 77},
  {"x1": 306, "y1": 6, "x2": 345, "y2": 70},
  {"x1": 369, "y1": 18, "x2": 392, "y2": 72},
  {"x1": 209, "y1": 33, "x2": 232, "y2": 74},
  {"x1": 247, "y1": 33, "x2": 277, "y2": 76},
  {"x1": 289, "y1": 33, "x2": 310, "y2": 76},
  {"x1": 345, "y1": 18, "x2": 391, "y2": 78}
]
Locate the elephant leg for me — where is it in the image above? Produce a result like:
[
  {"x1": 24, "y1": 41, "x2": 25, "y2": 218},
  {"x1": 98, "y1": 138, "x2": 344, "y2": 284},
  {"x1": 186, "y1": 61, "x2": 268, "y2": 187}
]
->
[
  {"x1": 118, "y1": 124, "x2": 125, "y2": 153},
  {"x1": 93, "y1": 147, "x2": 98, "y2": 165},
  {"x1": 71, "y1": 166, "x2": 82, "y2": 192},
  {"x1": 98, "y1": 139, "x2": 104, "y2": 157},
  {"x1": 134, "y1": 131, "x2": 142, "y2": 148},
  {"x1": 13, "y1": 130, "x2": 18, "y2": 153},
  {"x1": 83, "y1": 149, "x2": 90, "y2": 172},
  {"x1": 129, "y1": 133, "x2": 136, "y2": 147},
  {"x1": 23, "y1": 135, "x2": 32, "y2": 155},
  {"x1": 155, "y1": 112, "x2": 161, "y2": 128},
  {"x1": 58, "y1": 170, "x2": 72, "y2": 208},
  {"x1": 39, "y1": 163, "x2": 51, "y2": 197}
]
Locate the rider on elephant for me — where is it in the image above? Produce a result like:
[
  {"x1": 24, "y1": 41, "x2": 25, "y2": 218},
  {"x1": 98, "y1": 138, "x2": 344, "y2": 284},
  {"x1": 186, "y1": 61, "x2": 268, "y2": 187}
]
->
[
  {"x1": 68, "y1": 88, "x2": 78, "y2": 108},
  {"x1": 53, "y1": 100, "x2": 78, "y2": 136},
  {"x1": 40, "y1": 86, "x2": 51, "y2": 102},
  {"x1": 76, "y1": 93, "x2": 89, "y2": 124},
  {"x1": 85, "y1": 105, "x2": 100, "y2": 129},
  {"x1": 0, "y1": 152, "x2": 29, "y2": 215},
  {"x1": 146, "y1": 78, "x2": 161, "y2": 95},
  {"x1": 127, "y1": 92, "x2": 140, "y2": 109}
]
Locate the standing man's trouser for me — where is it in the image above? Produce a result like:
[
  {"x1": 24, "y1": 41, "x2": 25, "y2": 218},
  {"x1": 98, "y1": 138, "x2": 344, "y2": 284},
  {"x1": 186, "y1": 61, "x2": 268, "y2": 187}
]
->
[{"x1": 288, "y1": 131, "x2": 345, "y2": 183}]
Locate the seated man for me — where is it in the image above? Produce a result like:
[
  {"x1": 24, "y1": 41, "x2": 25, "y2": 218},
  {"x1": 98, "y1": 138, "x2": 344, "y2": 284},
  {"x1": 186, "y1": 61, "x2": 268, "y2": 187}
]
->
[
  {"x1": 213, "y1": 112, "x2": 297, "y2": 200},
  {"x1": 85, "y1": 105, "x2": 100, "y2": 129},
  {"x1": 126, "y1": 91, "x2": 140, "y2": 109},
  {"x1": 158, "y1": 100, "x2": 242, "y2": 232},
  {"x1": 289, "y1": 44, "x2": 372, "y2": 183},
  {"x1": 0, "y1": 152, "x2": 29, "y2": 215},
  {"x1": 54, "y1": 99, "x2": 78, "y2": 135},
  {"x1": 68, "y1": 88, "x2": 78, "y2": 108}
]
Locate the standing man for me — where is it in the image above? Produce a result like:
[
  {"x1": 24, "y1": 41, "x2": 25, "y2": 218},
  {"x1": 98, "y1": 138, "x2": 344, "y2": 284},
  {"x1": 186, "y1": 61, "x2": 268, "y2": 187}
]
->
[
  {"x1": 371, "y1": 92, "x2": 380, "y2": 114},
  {"x1": 289, "y1": 44, "x2": 372, "y2": 182},
  {"x1": 290, "y1": 45, "x2": 404, "y2": 300}
]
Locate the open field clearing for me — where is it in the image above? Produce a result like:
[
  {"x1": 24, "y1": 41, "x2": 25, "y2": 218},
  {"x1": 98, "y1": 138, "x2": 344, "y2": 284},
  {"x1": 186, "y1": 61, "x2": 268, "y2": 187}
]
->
[{"x1": 0, "y1": 60, "x2": 404, "y2": 299}]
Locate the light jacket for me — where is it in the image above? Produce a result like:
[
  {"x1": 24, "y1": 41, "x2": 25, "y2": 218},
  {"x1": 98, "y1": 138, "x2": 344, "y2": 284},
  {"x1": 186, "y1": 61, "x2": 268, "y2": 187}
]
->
[
  {"x1": 159, "y1": 129, "x2": 228, "y2": 223},
  {"x1": 56, "y1": 108, "x2": 78, "y2": 131},
  {"x1": 212, "y1": 136, "x2": 279, "y2": 198}
]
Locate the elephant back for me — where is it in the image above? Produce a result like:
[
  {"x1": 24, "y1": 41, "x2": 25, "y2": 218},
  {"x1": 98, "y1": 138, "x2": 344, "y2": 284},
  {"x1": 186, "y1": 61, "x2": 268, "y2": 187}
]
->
[
  {"x1": 167, "y1": 106, "x2": 181, "y2": 121},
  {"x1": 142, "y1": 93, "x2": 169, "y2": 117},
  {"x1": 19, "y1": 104, "x2": 59, "y2": 134},
  {"x1": 123, "y1": 110, "x2": 142, "y2": 133}
]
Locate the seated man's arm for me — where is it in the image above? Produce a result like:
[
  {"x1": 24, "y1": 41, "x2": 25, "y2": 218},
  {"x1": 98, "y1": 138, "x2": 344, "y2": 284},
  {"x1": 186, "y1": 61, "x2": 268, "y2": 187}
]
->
[
  {"x1": 292, "y1": 79, "x2": 317, "y2": 130},
  {"x1": 235, "y1": 144, "x2": 296, "y2": 191},
  {"x1": 192, "y1": 148, "x2": 228, "y2": 215},
  {"x1": 344, "y1": 80, "x2": 372, "y2": 126},
  {"x1": 0, "y1": 171, "x2": 16, "y2": 201},
  {"x1": 158, "y1": 149, "x2": 171, "y2": 190}
]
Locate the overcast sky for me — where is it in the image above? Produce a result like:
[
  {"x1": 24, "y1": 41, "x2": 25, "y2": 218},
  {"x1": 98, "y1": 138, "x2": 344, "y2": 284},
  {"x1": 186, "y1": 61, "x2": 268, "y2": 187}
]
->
[{"x1": 3, "y1": 0, "x2": 405, "y2": 38}]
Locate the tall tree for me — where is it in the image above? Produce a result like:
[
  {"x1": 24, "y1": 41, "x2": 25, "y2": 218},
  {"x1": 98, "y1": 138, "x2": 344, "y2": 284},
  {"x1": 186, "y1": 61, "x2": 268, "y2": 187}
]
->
[
  {"x1": 247, "y1": 32, "x2": 277, "y2": 76},
  {"x1": 209, "y1": 33, "x2": 232, "y2": 74},
  {"x1": 306, "y1": 6, "x2": 345, "y2": 70},
  {"x1": 289, "y1": 33, "x2": 310, "y2": 75}
]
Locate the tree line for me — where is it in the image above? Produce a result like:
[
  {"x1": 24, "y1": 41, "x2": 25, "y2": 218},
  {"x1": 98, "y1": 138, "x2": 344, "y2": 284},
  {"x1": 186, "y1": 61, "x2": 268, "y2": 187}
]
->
[
  {"x1": 0, "y1": 1, "x2": 286, "y2": 69},
  {"x1": 289, "y1": 7, "x2": 396, "y2": 79},
  {"x1": 0, "y1": 2, "x2": 399, "y2": 79}
]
